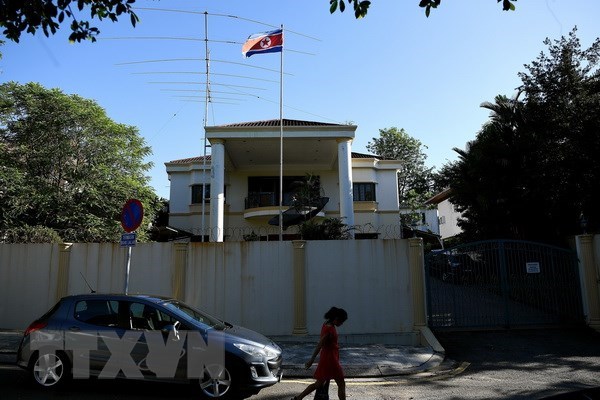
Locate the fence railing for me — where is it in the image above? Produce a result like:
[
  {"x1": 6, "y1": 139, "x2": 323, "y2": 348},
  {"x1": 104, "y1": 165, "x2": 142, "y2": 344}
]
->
[{"x1": 425, "y1": 240, "x2": 585, "y2": 329}]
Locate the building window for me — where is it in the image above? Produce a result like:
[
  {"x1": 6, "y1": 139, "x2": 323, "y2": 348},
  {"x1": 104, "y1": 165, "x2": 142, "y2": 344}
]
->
[
  {"x1": 353, "y1": 183, "x2": 376, "y2": 201},
  {"x1": 246, "y1": 176, "x2": 311, "y2": 208},
  {"x1": 191, "y1": 184, "x2": 210, "y2": 204}
]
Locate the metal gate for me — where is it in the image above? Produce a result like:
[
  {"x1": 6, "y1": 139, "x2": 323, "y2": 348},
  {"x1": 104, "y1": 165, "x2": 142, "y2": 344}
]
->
[{"x1": 425, "y1": 240, "x2": 584, "y2": 329}]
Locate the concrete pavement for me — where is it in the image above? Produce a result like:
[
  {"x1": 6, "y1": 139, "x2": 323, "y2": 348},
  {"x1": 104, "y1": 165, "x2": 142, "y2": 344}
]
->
[
  {"x1": 279, "y1": 340, "x2": 444, "y2": 378},
  {"x1": 0, "y1": 329, "x2": 445, "y2": 379}
]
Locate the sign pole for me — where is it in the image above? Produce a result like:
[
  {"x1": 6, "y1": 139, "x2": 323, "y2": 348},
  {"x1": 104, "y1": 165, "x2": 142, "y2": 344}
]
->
[
  {"x1": 124, "y1": 245, "x2": 132, "y2": 294},
  {"x1": 120, "y1": 199, "x2": 144, "y2": 295}
]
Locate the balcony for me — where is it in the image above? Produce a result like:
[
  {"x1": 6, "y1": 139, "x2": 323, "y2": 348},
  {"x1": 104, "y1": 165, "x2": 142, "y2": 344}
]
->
[
  {"x1": 244, "y1": 192, "x2": 290, "y2": 220},
  {"x1": 243, "y1": 192, "x2": 326, "y2": 221},
  {"x1": 246, "y1": 192, "x2": 275, "y2": 209}
]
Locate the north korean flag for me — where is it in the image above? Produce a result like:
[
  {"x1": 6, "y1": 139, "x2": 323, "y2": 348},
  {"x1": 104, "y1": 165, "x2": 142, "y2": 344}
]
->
[{"x1": 242, "y1": 29, "x2": 283, "y2": 58}]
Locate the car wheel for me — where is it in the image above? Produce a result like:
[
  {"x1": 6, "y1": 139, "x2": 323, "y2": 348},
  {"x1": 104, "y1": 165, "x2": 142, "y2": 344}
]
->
[
  {"x1": 199, "y1": 363, "x2": 236, "y2": 399},
  {"x1": 30, "y1": 350, "x2": 70, "y2": 388}
]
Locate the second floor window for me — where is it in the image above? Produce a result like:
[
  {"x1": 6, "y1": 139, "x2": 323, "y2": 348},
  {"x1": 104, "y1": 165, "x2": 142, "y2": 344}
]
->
[
  {"x1": 353, "y1": 183, "x2": 376, "y2": 201},
  {"x1": 246, "y1": 176, "x2": 309, "y2": 208},
  {"x1": 191, "y1": 184, "x2": 210, "y2": 204}
]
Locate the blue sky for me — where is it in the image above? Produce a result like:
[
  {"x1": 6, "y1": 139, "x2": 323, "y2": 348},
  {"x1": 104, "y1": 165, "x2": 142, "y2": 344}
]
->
[{"x1": 2, "y1": 1, "x2": 599, "y2": 199}]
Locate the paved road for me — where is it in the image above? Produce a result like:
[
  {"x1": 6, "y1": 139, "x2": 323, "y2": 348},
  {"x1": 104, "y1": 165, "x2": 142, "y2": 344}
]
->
[
  {"x1": 1, "y1": 327, "x2": 599, "y2": 399},
  {"x1": 430, "y1": 327, "x2": 600, "y2": 399},
  {"x1": 279, "y1": 327, "x2": 600, "y2": 399}
]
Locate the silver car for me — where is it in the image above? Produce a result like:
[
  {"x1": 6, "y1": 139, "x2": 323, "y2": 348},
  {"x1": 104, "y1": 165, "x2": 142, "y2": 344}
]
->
[{"x1": 17, "y1": 294, "x2": 282, "y2": 399}]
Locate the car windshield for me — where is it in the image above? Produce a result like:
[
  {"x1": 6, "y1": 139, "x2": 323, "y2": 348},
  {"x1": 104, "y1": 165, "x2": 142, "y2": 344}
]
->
[{"x1": 162, "y1": 300, "x2": 227, "y2": 330}]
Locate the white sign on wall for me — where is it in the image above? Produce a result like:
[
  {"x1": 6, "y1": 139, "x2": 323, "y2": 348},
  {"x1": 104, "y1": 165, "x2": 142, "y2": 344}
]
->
[
  {"x1": 526, "y1": 262, "x2": 540, "y2": 274},
  {"x1": 120, "y1": 232, "x2": 137, "y2": 247}
]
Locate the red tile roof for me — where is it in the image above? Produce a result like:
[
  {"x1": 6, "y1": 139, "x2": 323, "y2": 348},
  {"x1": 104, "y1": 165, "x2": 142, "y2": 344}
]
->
[
  {"x1": 212, "y1": 119, "x2": 348, "y2": 128},
  {"x1": 167, "y1": 119, "x2": 376, "y2": 164},
  {"x1": 167, "y1": 155, "x2": 211, "y2": 164},
  {"x1": 351, "y1": 152, "x2": 378, "y2": 159}
]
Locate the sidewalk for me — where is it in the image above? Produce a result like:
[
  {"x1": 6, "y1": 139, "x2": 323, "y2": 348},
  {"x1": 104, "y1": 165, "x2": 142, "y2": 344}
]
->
[
  {"x1": 279, "y1": 340, "x2": 444, "y2": 378},
  {"x1": 0, "y1": 330, "x2": 445, "y2": 378}
]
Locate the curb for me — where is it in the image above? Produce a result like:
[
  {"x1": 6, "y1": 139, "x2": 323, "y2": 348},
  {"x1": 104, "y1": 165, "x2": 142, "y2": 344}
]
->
[
  {"x1": 279, "y1": 329, "x2": 447, "y2": 379},
  {"x1": 282, "y1": 351, "x2": 445, "y2": 378}
]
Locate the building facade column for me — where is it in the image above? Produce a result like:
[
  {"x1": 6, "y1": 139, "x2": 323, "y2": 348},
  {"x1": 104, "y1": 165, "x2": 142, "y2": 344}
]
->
[
  {"x1": 409, "y1": 237, "x2": 427, "y2": 327},
  {"x1": 292, "y1": 240, "x2": 308, "y2": 335},
  {"x1": 337, "y1": 138, "x2": 354, "y2": 237},
  {"x1": 209, "y1": 139, "x2": 225, "y2": 242},
  {"x1": 576, "y1": 234, "x2": 600, "y2": 331}
]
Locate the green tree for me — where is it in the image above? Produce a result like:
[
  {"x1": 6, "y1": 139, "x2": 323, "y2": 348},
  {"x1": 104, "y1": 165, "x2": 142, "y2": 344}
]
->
[
  {"x1": 290, "y1": 174, "x2": 323, "y2": 213},
  {"x1": 287, "y1": 174, "x2": 350, "y2": 239},
  {"x1": 437, "y1": 94, "x2": 538, "y2": 241},
  {"x1": 298, "y1": 217, "x2": 351, "y2": 240},
  {"x1": 329, "y1": 0, "x2": 517, "y2": 18},
  {"x1": 0, "y1": 0, "x2": 138, "y2": 42},
  {"x1": 0, "y1": 1, "x2": 519, "y2": 43},
  {"x1": 518, "y1": 28, "x2": 600, "y2": 240},
  {"x1": 0, "y1": 82, "x2": 160, "y2": 242},
  {"x1": 367, "y1": 127, "x2": 434, "y2": 208},
  {"x1": 441, "y1": 28, "x2": 600, "y2": 244}
]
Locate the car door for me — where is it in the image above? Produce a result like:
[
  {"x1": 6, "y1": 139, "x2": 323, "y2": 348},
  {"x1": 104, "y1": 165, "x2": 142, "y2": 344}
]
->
[
  {"x1": 125, "y1": 301, "x2": 187, "y2": 381},
  {"x1": 68, "y1": 299, "x2": 126, "y2": 377}
]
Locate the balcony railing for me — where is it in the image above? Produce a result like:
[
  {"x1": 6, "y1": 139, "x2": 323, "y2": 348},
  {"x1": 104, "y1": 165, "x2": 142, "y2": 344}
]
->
[{"x1": 245, "y1": 192, "x2": 294, "y2": 209}]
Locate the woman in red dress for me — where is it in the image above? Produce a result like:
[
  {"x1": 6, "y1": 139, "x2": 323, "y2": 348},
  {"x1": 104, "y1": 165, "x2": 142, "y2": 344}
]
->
[{"x1": 291, "y1": 307, "x2": 348, "y2": 400}]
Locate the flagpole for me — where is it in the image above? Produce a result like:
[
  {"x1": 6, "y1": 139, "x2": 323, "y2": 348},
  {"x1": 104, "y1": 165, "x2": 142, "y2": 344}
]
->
[
  {"x1": 242, "y1": 27, "x2": 285, "y2": 241},
  {"x1": 278, "y1": 24, "x2": 284, "y2": 242},
  {"x1": 201, "y1": 11, "x2": 209, "y2": 242}
]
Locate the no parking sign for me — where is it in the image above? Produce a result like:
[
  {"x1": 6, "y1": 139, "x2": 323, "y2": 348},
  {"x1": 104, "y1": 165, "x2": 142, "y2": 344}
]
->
[
  {"x1": 121, "y1": 199, "x2": 144, "y2": 233},
  {"x1": 121, "y1": 199, "x2": 143, "y2": 294}
]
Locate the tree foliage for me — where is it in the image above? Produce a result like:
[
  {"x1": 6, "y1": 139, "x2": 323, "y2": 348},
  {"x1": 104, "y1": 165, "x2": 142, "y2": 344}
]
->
[
  {"x1": 439, "y1": 28, "x2": 600, "y2": 245},
  {"x1": 0, "y1": 82, "x2": 160, "y2": 242},
  {"x1": 287, "y1": 174, "x2": 350, "y2": 239},
  {"x1": 367, "y1": 127, "x2": 434, "y2": 209},
  {"x1": 0, "y1": 1, "x2": 519, "y2": 43},
  {"x1": 290, "y1": 173, "x2": 324, "y2": 212},
  {"x1": 298, "y1": 217, "x2": 351, "y2": 240},
  {"x1": 0, "y1": 0, "x2": 138, "y2": 42},
  {"x1": 329, "y1": 0, "x2": 517, "y2": 18}
]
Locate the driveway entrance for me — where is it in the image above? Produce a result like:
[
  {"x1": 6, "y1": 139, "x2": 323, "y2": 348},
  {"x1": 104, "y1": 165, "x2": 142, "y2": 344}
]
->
[{"x1": 424, "y1": 240, "x2": 585, "y2": 329}]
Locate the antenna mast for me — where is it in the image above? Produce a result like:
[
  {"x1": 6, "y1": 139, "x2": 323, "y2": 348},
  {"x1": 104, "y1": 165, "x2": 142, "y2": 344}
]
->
[{"x1": 201, "y1": 11, "x2": 210, "y2": 242}]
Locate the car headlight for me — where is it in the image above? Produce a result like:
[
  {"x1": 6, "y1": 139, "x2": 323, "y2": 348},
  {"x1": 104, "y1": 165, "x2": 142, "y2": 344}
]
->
[
  {"x1": 263, "y1": 345, "x2": 280, "y2": 358},
  {"x1": 234, "y1": 343, "x2": 279, "y2": 358}
]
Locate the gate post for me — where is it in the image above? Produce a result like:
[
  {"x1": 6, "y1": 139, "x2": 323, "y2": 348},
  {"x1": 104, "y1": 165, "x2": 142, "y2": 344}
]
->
[
  {"x1": 409, "y1": 237, "x2": 427, "y2": 327},
  {"x1": 172, "y1": 242, "x2": 188, "y2": 301},
  {"x1": 576, "y1": 234, "x2": 600, "y2": 331},
  {"x1": 56, "y1": 243, "x2": 72, "y2": 301}
]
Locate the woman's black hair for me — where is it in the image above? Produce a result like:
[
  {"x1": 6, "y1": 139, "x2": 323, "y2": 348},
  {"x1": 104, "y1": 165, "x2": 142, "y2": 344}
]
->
[{"x1": 324, "y1": 306, "x2": 348, "y2": 322}]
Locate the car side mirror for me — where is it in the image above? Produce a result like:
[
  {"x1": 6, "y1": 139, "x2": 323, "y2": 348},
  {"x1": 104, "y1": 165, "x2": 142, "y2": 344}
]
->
[{"x1": 161, "y1": 324, "x2": 180, "y2": 341}]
